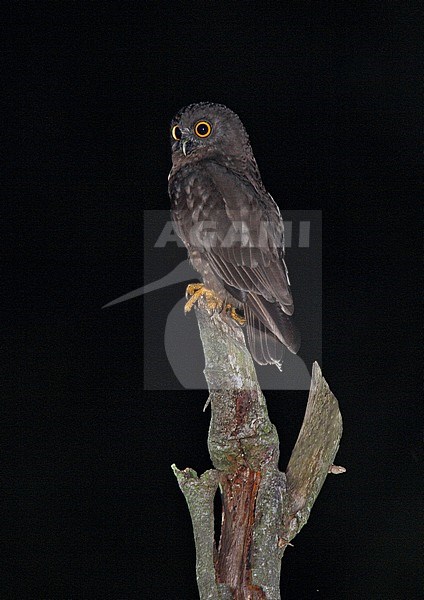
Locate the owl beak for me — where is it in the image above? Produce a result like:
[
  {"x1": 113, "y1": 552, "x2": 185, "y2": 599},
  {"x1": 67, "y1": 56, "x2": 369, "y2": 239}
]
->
[
  {"x1": 180, "y1": 130, "x2": 195, "y2": 156},
  {"x1": 182, "y1": 138, "x2": 195, "y2": 157}
]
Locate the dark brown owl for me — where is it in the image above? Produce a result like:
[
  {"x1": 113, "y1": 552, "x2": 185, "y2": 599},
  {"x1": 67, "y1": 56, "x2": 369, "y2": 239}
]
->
[{"x1": 168, "y1": 102, "x2": 300, "y2": 368}]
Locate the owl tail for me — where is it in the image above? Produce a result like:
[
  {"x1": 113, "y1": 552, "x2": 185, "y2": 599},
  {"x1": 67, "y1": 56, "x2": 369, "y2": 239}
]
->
[{"x1": 244, "y1": 294, "x2": 300, "y2": 367}]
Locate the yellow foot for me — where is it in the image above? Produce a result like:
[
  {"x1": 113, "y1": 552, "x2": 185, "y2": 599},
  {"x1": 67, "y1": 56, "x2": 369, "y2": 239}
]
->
[
  {"x1": 184, "y1": 283, "x2": 223, "y2": 314},
  {"x1": 225, "y1": 303, "x2": 246, "y2": 326}
]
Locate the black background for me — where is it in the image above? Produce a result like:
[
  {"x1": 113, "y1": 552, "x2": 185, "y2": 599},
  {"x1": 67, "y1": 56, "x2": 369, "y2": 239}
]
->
[{"x1": 4, "y1": 3, "x2": 421, "y2": 599}]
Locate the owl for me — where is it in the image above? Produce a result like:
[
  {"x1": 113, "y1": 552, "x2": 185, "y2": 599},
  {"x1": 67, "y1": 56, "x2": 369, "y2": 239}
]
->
[{"x1": 168, "y1": 102, "x2": 300, "y2": 368}]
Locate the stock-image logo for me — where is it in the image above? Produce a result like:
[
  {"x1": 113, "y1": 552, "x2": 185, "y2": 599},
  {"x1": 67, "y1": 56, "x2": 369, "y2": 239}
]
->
[{"x1": 104, "y1": 210, "x2": 321, "y2": 391}]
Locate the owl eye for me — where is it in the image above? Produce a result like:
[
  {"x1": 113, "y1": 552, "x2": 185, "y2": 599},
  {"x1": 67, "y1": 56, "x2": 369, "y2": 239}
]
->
[
  {"x1": 171, "y1": 125, "x2": 182, "y2": 141},
  {"x1": 194, "y1": 121, "x2": 212, "y2": 138}
]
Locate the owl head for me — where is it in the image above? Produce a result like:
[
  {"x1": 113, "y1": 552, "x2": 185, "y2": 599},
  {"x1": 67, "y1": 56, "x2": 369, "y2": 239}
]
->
[{"x1": 170, "y1": 102, "x2": 254, "y2": 168}]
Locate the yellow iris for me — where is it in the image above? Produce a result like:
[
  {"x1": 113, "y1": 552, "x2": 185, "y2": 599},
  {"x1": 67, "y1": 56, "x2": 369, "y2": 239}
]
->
[{"x1": 194, "y1": 121, "x2": 212, "y2": 138}]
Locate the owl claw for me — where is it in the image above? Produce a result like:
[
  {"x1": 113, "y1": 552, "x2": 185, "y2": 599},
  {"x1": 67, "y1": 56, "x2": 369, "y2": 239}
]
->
[
  {"x1": 184, "y1": 283, "x2": 246, "y2": 326},
  {"x1": 185, "y1": 283, "x2": 203, "y2": 303},
  {"x1": 225, "y1": 303, "x2": 246, "y2": 326},
  {"x1": 184, "y1": 283, "x2": 223, "y2": 314}
]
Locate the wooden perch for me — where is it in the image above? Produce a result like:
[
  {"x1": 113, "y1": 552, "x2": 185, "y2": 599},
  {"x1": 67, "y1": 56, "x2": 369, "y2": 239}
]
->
[{"x1": 173, "y1": 297, "x2": 344, "y2": 600}]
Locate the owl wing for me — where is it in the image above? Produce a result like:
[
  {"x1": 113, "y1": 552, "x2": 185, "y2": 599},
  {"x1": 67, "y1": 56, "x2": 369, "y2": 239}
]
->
[
  {"x1": 201, "y1": 162, "x2": 294, "y2": 311},
  {"x1": 171, "y1": 161, "x2": 300, "y2": 365}
]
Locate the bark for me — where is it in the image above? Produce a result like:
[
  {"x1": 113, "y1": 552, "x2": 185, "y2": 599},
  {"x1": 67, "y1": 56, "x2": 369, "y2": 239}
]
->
[{"x1": 173, "y1": 297, "x2": 344, "y2": 599}]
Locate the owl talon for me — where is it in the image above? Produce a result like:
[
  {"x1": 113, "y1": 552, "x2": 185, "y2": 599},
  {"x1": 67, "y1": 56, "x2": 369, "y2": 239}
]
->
[
  {"x1": 225, "y1": 303, "x2": 246, "y2": 326},
  {"x1": 184, "y1": 283, "x2": 223, "y2": 314},
  {"x1": 185, "y1": 283, "x2": 203, "y2": 301}
]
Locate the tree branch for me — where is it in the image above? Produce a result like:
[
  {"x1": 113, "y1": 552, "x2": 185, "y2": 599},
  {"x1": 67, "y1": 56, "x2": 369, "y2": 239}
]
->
[{"x1": 173, "y1": 297, "x2": 344, "y2": 599}]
